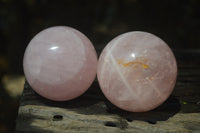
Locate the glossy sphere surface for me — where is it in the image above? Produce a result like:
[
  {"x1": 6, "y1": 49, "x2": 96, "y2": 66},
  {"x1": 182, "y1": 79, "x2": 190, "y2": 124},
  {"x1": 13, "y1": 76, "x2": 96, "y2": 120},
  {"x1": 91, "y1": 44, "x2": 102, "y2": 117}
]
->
[
  {"x1": 97, "y1": 31, "x2": 177, "y2": 112},
  {"x1": 23, "y1": 26, "x2": 97, "y2": 101}
]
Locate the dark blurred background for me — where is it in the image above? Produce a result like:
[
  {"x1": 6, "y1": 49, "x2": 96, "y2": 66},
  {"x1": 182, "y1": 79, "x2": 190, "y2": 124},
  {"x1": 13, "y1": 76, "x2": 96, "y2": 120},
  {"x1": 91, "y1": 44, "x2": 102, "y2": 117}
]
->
[{"x1": 0, "y1": 0, "x2": 200, "y2": 132}]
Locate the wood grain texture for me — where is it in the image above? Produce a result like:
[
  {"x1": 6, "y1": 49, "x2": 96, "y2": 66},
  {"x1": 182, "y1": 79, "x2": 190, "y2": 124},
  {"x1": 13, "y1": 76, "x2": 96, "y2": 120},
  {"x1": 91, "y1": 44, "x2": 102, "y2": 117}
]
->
[{"x1": 15, "y1": 50, "x2": 200, "y2": 133}]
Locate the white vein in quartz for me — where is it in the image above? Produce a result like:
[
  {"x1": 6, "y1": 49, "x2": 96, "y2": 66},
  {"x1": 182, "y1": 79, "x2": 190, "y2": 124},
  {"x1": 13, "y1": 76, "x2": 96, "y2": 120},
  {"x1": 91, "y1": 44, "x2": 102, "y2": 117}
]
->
[{"x1": 107, "y1": 37, "x2": 138, "y2": 102}]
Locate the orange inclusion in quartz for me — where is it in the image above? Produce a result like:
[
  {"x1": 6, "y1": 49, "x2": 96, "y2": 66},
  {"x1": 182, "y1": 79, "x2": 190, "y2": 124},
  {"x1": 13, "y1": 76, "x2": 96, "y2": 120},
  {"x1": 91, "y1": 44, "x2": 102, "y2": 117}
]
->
[{"x1": 117, "y1": 59, "x2": 149, "y2": 69}]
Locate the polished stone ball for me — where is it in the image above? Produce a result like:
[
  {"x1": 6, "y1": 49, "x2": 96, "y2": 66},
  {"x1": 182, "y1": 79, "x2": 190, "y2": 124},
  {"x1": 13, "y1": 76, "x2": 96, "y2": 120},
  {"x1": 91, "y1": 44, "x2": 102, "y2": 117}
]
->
[
  {"x1": 97, "y1": 31, "x2": 177, "y2": 112},
  {"x1": 23, "y1": 26, "x2": 97, "y2": 101}
]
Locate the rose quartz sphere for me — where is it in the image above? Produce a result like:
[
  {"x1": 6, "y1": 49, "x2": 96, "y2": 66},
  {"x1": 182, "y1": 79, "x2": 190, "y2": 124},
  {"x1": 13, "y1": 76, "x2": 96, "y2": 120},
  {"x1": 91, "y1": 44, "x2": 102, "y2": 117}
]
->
[
  {"x1": 23, "y1": 26, "x2": 97, "y2": 101},
  {"x1": 97, "y1": 31, "x2": 177, "y2": 112}
]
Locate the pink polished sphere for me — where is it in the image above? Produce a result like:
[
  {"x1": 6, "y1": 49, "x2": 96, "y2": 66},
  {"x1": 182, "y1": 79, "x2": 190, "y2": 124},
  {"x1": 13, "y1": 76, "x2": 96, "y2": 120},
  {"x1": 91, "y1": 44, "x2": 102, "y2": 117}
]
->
[
  {"x1": 97, "y1": 31, "x2": 177, "y2": 112},
  {"x1": 23, "y1": 26, "x2": 97, "y2": 101}
]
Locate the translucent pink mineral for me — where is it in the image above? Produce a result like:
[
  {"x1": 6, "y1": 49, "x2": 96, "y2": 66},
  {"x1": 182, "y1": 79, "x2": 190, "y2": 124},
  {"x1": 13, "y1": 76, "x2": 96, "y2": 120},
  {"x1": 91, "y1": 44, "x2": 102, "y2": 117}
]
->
[
  {"x1": 23, "y1": 26, "x2": 97, "y2": 101},
  {"x1": 97, "y1": 31, "x2": 177, "y2": 112}
]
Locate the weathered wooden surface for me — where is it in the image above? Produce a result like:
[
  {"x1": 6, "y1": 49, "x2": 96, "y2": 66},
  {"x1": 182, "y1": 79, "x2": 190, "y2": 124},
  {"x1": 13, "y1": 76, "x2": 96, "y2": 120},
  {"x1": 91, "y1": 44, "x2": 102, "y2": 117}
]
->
[{"x1": 15, "y1": 50, "x2": 200, "y2": 133}]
